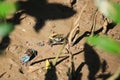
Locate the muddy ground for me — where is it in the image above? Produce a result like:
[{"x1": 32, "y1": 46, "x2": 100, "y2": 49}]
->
[{"x1": 0, "y1": 0, "x2": 120, "y2": 80}]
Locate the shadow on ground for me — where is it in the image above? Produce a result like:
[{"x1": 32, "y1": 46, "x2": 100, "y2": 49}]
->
[
  {"x1": 84, "y1": 43, "x2": 101, "y2": 80},
  {"x1": 45, "y1": 62, "x2": 58, "y2": 80},
  {"x1": 0, "y1": 36, "x2": 10, "y2": 54},
  {"x1": 9, "y1": 0, "x2": 76, "y2": 32},
  {"x1": 1, "y1": 0, "x2": 76, "y2": 52},
  {"x1": 66, "y1": 43, "x2": 101, "y2": 80}
]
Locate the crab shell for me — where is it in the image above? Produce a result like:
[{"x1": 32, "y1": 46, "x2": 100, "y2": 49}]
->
[{"x1": 20, "y1": 49, "x2": 36, "y2": 65}]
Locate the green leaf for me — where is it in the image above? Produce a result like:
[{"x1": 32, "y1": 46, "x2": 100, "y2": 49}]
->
[
  {"x1": 0, "y1": 1, "x2": 17, "y2": 18},
  {"x1": 86, "y1": 35, "x2": 120, "y2": 54},
  {"x1": 95, "y1": 0, "x2": 120, "y2": 23},
  {"x1": 0, "y1": 23, "x2": 14, "y2": 37}
]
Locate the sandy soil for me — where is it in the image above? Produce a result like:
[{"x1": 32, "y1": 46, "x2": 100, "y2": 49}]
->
[{"x1": 0, "y1": 0, "x2": 120, "y2": 80}]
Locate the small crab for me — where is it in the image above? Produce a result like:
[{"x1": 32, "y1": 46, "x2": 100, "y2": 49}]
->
[
  {"x1": 20, "y1": 48, "x2": 37, "y2": 66},
  {"x1": 48, "y1": 33, "x2": 67, "y2": 46}
]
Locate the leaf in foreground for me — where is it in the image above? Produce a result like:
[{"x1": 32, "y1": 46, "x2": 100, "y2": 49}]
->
[
  {"x1": 0, "y1": 23, "x2": 14, "y2": 37},
  {"x1": 86, "y1": 35, "x2": 120, "y2": 54},
  {"x1": 95, "y1": 0, "x2": 120, "y2": 23},
  {"x1": 0, "y1": 1, "x2": 17, "y2": 18}
]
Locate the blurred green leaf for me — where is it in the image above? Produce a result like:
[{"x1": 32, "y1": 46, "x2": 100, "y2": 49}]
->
[
  {"x1": 95, "y1": 0, "x2": 120, "y2": 23},
  {"x1": 0, "y1": 23, "x2": 14, "y2": 37},
  {"x1": 0, "y1": 0, "x2": 4, "y2": 2},
  {"x1": 86, "y1": 35, "x2": 120, "y2": 54},
  {"x1": 0, "y1": 1, "x2": 17, "y2": 18}
]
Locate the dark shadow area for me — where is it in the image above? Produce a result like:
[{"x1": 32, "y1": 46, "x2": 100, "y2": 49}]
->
[
  {"x1": 7, "y1": 11, "x2": 26, "y2": 25},
  {"x1": 31, "y1": 50, "x2": 84, "y2": 80},
  {"x1": 116, "y1": 76, "x2": 120, "y2": 80},
  {"x1": 45, "y1": 62, "x2": 57, "y2": 80},
  {"x1": 19, "y1": 67, "x2": 24, "y2": 74},
  {"x1": 94, "y1": 22, "x2": 116, "y2": 35},
  {"x1": 73, "y1": 22, "x2": 116, "y2": 46},
  {"x1": 84, "y1": 43, "x2": 101, "y2": 80},
  {"x1": 30, "y1": 56, "x2": 68, "y2": 66},
  {"x1": 0, "y1": 36, "x2": 10, "y2": 51},
  {"x1": 67, "y1": 59, "x2": 76, "y2": 80},
  {"x1": 4, "y1": 0, "x2": 76, "y2": 51},
  {"x1": 96, "y1": 73, "x2": 111, "y2": 80},
  {"x1": 105, "y1": 22, "x2": 116, "y2": 34},
  {"x1": 0, "y1": 72, "x2": 6, "y2": 78},
  {"x1": 71, "y1": 0, "x2": 77, "y2": 7},
  {"x1": 56, "y1": 50, "x2": 84, "y2": 65},
  {"x1": 73, "y1": 28, "x2": 105, "y2": 46},
  {"x1": 66, "y1": 52, "x2": 76, "y2": 80},
  {"x1": 73, "y1": 31, "x2": 90, "y2": 46},
  {"x1": 101, "y1": 59, "x2": 108, "y2": 73},
  {"x1": 96, "y1": 59, "x2": 112, "y2": 80},
  {"x1": 29, "y1": 50, "x2": 37, "y2": 61},
  {"x1": 31, "y1": 50, "x2": 83, "y2": 66},
  {"x1": 94, "y1": 27, "x2": 103, "y2": 34},
  {"x1": 75, "y1": 62, "x2": 85, "y2": 80},
  {"x1": 9, "y1": 0, "x2": 76, "y2": 32},
  {"x1": 55, "y1": 50, "x2": 84, "y2": 80}
]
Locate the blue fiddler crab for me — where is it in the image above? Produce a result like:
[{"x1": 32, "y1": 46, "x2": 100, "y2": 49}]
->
[{"x1": 20, "y1": 48, "x2": 37, "y2": 66}]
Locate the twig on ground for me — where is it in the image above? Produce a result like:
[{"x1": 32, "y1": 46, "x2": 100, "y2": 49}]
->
[
  {"x1": 53, "y1": 40, "x2": 67, "y2": 66},
  {"x1": 67, "y1": 49, "x2": 76, "y2": 80},
  {"x1": 90, "y1": 9, "x2": 98, "y2": 36},
  {"x1": 68, "y1": 4, "x2": 87, "y2": 46},
  {"x1": 30, "y1": 50, "x2": 84, "y2": 66},
  {"x1": 66, "y1": 4, "x2": 87, "y2": 80},
  {"x1": 0, "y1": 72, "x2": 6, "y2": 78},
  {"x1": 102, "y1": 16, "x2": 109, "y2": 34}
]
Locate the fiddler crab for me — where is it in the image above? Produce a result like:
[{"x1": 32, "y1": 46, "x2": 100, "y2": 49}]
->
[
  {"x1": 20, "y1": 48, "x2": 37, "y2": 66},
  {"x1": 48, "y1": 33, "x2": 67, "y2": 46}
]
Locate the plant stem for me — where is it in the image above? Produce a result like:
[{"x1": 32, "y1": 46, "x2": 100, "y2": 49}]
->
[
  {"x1": 68, "y1": 4, "x2": 87, "y2": 46},
  {"x1": 53, "y1": 41, "x2": 67, "y2": 66},
  {"x1": 90, "y1": 9, "x2": 98, "y2": 36}
]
